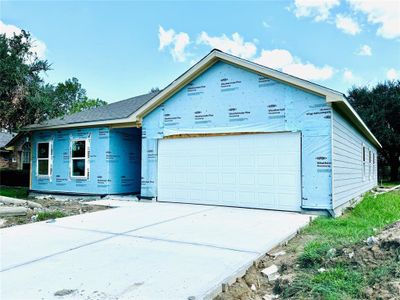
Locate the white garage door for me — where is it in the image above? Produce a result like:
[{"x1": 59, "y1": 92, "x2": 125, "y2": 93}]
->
[{"x1": 157, "y1": 132, "x2": 302, "y2": 211}]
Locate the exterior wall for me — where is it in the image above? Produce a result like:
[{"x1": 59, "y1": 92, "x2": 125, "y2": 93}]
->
[
  {"x1": 0, "y1": 152, "x2": 16, "y2": 169},
  {"x1": 108, "y1": 128, "x2": 141, "y2": 194},
  {"x1": 141, "y1": 61, "x2": 333, "y2": 210},
  {"x1": 31, "y1": 127, "x2": 141, "y2": 195},
  {"x1": 332, "y1": 109, "x2": 378, "y2": 211}
]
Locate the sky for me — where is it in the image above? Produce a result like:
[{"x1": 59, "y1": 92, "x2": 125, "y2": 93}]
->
[{"x1": 1, "y1": 0, "x2": 400, "y2": 103}]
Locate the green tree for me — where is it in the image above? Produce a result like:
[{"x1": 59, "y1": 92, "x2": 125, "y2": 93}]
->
[
  {"x1": 70, "y1": 97, "x2": 107, "y2": 114},
  {"x1": 347, "y1": 81, "x2": 400, "y2": 181},
  {"x1": 0, "y1": 30, "x2": 106, "y2": 130},
  {"x1": 0, "y1": 30, "x2": 51, "y2": 131}
]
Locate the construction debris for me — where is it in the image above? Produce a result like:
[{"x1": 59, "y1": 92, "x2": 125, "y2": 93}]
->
[
  {"x1": 0, "y1": 195, "x2": 109, "y2": 228},
  {"x1": 261, "y1": 265, "x2": 280, "y2": 281},
  {"x1": 0, "y1": 196, "x2": 42, "y2": 209},
  {"x1": 0, "y1": 207, "x2": 29, "y2": 217}
]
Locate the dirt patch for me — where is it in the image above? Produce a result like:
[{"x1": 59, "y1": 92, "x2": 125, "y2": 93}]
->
[
  {"x1": 0, "y1": 197, "x2": 109, "y2": 228},
  {"x1": 215, "y1": 222, "x2": 400, "y2": 300}
]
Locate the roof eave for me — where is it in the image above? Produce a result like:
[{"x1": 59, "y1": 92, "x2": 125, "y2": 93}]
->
[
  {"x1": 21, "y1": 118, "x2": 140, "y2": 131},
  {"x1": 327, "y1": 96, "x2": 382, "y2": 148}
]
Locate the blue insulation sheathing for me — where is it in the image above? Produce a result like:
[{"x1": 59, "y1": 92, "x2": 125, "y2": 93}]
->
[
  {"x1": 31, "y1": 127, "x2": 141, "y2": 195},
  {"x1": 141, "y1": 61, "x2": 333, "y2": 209}
]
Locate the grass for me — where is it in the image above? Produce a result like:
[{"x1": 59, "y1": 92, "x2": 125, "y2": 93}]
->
[
  {"x1": 0, "y1": 186, "x2": 29, "y2": 199},
  {"x1": 36, "y1": 210, "x2": 66, "y2": 221},
  {"x1": 304, "y1": 191, "x2": 400, "y2": 247},
  {"x1": 284, "y1": 190, "x2": 400, "y2": 299}
]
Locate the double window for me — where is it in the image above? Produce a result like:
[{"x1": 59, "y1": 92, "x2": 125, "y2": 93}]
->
[
  {"x1": 37, "y1": 142, "x2": 51, "y2": 176},
  {"x1": 71, "y1": 140, "x2": 88, "y2": 178}
]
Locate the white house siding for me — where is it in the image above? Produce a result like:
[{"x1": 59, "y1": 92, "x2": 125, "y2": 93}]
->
[{"x1": 332, "y1": 109, "x2": 378, "y2": 209}]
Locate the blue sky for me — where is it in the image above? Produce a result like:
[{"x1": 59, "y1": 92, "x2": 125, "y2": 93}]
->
[{"x1": 1, "y1": 0, "x2": 399, "y2": 103}]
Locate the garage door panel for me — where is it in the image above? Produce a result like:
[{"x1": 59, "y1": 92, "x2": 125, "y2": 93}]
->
[
  {"x1": 238, "y1": 173, "x2": 256, "y2": 185},
  {"x1": 158, "y1": 132, "x2": 301, "y2": 211},
  {"x1": 222, "y1": 173, "x2": 236, "y2": 184}
]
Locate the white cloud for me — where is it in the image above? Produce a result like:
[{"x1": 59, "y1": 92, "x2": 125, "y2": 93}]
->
[
  {"x1": 348, "y1": 0, "x2": 400, "y2": 39},
  {"x1": 197, "y1": 32, "x2": 257, "y2": 60},
  {"x1": 160, "y1": 28, "x2": 333, "y2": 82},
  {"x1": 262, "y1": 21, "x2": 271, "y2": 28},
  {"x1": 343, "y1": 69, "x2": 355, "y2": 81},
  {"x1": 387, "y1": 68, "x2": 398, "y2": 80},
  {"x1": 356, "y1": 44, "x2": 372, "y2": 56},
  {"x1": 292, "y1": 0, "x2": 340, "y2": 22},
  {"x1": 158, "y1": 26, "x2": 175, "y2": 50},
  {"x1": 335, "y1": 14, "x2": 361, "y2": 35},
  {"x1": 254, "y1": 49, "x2": 293, "y2": 69},
  {"x1": 283, "y1": 63, "x2": 334, "y2": 81},
  {"x1": 254, "y1": 48, "x2": 334, "y2": 81},
  {"x1": 158, "y1": 26, "x2": 190, "y2": 62},
  {"x1": 0, "y1": 21, "x2": 46, "y2": 58}
]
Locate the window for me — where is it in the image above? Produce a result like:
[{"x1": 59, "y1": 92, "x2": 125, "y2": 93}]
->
[
  {"x1": 71, "y1": 140, "x2": 88, "y2": 177},
  {"x1": 373, "y1": 153, "x2": 376, "y2": 179},
  {"x1": 362, "y1": 145, "x2": 366, "y2": 181},
  {"x1": 37, "y1": 142, "x2": 51, "y2": 176},
  {"x1": 22, "y1": 142, "x2": 31, "y2": 164},
  {"x1": 368, "y1": 149, "x2": 372, "y2": 180}
]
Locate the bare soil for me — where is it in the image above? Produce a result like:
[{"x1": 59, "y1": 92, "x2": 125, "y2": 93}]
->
[
  {"x1": 0, "y1": 198, "x2": 109, "y2": 228},
  {"x1": 215, "y1": 221, "x2": 400, "y2": 300}
]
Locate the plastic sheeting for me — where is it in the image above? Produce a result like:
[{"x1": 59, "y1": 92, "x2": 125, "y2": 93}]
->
[
  {"x1": 142, "y1": 61, "x2": 332, "y2": 209},
  {"x1": 31, "y1": 127, "x2": 141, "y2": 195}
]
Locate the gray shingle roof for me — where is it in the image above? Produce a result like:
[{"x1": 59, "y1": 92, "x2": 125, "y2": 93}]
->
[
  {"x1": 25, "y1": 91, "x2": 159, "y2": 130},
  {"x1": 0, "y1": 131, "x2": 16, "y2": 148}
]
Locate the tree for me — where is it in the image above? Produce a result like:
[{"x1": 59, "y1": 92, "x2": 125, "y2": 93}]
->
[
  {"x1": 0, "y1": 31, "x2": 106, "y2": 131},
  {"x1": 347, "y1": 81, "x2": 400, "y2": 181},
  {"x1": 70, "y1": 97, "x2": 107, "y2": 114},
  {"x1": 0, "y1": 30, "x2": 51, "y2": 131}
]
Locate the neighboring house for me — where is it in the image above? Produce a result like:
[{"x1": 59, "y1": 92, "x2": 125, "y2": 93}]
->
[
  {"x1": 3, "y1": 132, "x2": 31, "y2": 171},
  {"x1": 22, "y1": 50, "x2": 380, "y2": 216},
  {"x1": 0, "y1": 130, "x2": 16, "y2": 169},
  {"x1": 0, "y1": 130, "x2": 21, "y2": 169}
]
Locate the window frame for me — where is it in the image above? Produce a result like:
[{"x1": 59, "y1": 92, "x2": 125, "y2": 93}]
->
[
  {"x1": 70, "y1": 139, "x2": 89, "y2": 179},
  {"x1": 36, "y1": 141, "x2": 52, "y2": 177},
  {"x1": 368, "y1": 149, "x2": 372, "y2": 180},
  {"x1": 362, "y1": 144, "x2": 366, "y2": 181},
  {"x1": 22, "y1": 142, "x2": 31, "y2": 164}
]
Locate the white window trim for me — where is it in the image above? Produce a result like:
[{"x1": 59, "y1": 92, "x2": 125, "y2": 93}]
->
[
  {"x1": 70, "y1": 139, "x2": 89, "y2": 179},
  {"x1": 36, "y1": 141, "x2": 52, "y2": 177}
]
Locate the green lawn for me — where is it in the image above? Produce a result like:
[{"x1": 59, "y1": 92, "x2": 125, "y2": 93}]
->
[
  {"x1": 0, "y1": 186, "x2": 29, "y2": 199},
  {"x1": 304, "y1": 190, "x2": 400, "y2": 247},
  {"x1": 285, "y1": 190, "x2": 400, "y2": 299}
]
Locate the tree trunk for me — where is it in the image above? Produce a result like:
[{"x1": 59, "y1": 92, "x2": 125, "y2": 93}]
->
[{"x1": 389, "y1": 155, "x2": 399, "y2": 182}]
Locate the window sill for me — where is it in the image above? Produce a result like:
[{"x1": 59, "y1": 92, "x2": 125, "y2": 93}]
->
[{"x1": 71, "y1": 176, "x2": 88, "y2": 180}]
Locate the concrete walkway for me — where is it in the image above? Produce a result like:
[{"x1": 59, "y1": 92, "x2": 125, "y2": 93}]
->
[{"x1": 1, "y1": 202, "x2": 311, "y2": 300}]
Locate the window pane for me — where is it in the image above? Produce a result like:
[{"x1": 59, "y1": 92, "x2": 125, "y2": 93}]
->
[
  {"x1": 72, "y1": 141, "x2": 86, "y2": 158},
  {"x1": 38, "y1": 143, "x2": 49, "y2": 158},
  {"x1": 72, "y1": 159, "x2": 85, "y2": 176},
  {"x1": 23, "y1": 151, "x2": 30, "y2": 164},
  {"x1": 38, "y1": 160, "x2": 49, "y2": 175}
]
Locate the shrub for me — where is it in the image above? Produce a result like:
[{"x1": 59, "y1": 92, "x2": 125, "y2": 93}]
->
[{"x1": 36, "y1": 210, "x2": 66, "y2": 221}]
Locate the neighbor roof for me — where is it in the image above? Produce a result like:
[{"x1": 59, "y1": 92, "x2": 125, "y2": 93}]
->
[
  {"x1": 23, "y1": 91, "x2": 159, "y2": 130},
  {"x1": 0, "y1": 131, "x2": 16, "y2": 149}
]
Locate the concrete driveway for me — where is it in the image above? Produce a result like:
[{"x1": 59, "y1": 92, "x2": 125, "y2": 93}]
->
[{"x1": 1, "y1": 202, "x2": 310, "y2": 300}]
